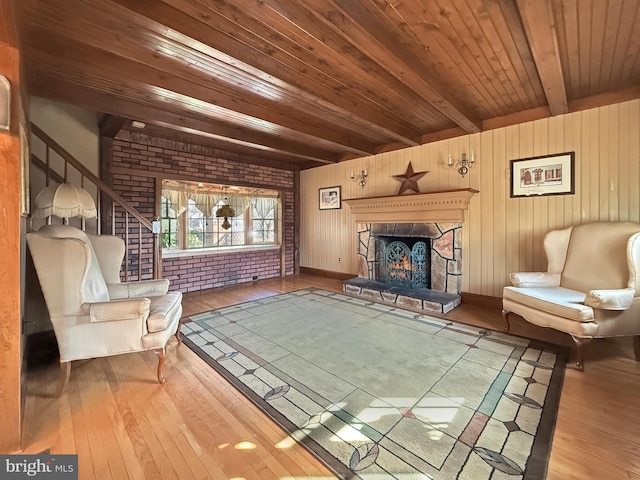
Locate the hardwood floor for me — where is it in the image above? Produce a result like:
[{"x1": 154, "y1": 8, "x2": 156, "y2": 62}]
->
[{"x1": 22, "y1": 274, "x2": 640, "y2": 479}]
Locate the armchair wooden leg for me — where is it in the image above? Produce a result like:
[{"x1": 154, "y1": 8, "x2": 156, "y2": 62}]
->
[
  {"x1": 501, "y1": 309, "x2": 511, "y2": 333},
  {"x1": 571, "y1": 336, "x2": 592, "y2": 371},
  {"x1": 175, "y1": 318, "x2": 183, "y2": 343},
  {"x1": 56, "y1": 361, "x2": 71, "y2": 398},
  {"x1": 152, "y1": 348, "x2": 167, "y2": 384},
  {"x1": 633, "y1": 335, "x2": 640, "y2": 361}
]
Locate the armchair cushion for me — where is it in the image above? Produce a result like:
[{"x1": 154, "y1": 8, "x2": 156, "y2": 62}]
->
[
  {"x1": 584, "y1": 288, "x2": 635, "y2": 310},
  {"x1": 106, "y1": 283, "x2": 130, "y2": 299},
  {"x1": 510, "y1": 272, "x2": 560, "y2": 288},
  {"x1": 127, "y1": 279, "x2": 169, "y2": 297},
  {"x1": 89, "y1": 298, "x2": 151, "y2": 323},
  {"x1": 108, "y1": 279, "x2": 170, "y2": 299},
  {"x1": 503, "y1": 286, "x2": 593, "y2": 322},
  {"x1": 147, "y1": 292, "x2": 183, "y2": 333}
]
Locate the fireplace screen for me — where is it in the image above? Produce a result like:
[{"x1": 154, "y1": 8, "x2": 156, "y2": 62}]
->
[{"x1": 385, "y1": 240, "x2": 428, "y2": 288}]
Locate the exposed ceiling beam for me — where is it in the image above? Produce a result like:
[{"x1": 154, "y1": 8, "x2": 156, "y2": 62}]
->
[
  {"x1": 30, "y1": 76, "x2": 340, "y2": 165},
  {"x1": 567, "y1": 85, "x2": 640, "y2": 113},
  {"x1": 516, "y1": 0, "x2": 568, "y2": 116},
  {"x1": 99, "y1": 0, "x2": 423, "y2": 147},
  {"x1": 322, "y1": 0, "x2": 482, "y2": 133},
  {"x1": 254, "y1": 0, "x2": 482, "y2": 134},
  {"x1": 23, "y1": 29, "x2": 378, "y2": 156},
  {"x1": 98, "y1": 114, "x2": 127, "y2": 138},
  {"x1": 148, "y1": 119, "x2": 338, "y2": 165}
]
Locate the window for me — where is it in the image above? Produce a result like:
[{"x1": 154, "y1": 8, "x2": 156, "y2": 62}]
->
[
  {"x1": 161, "y1": 179, "x2": 279, "y2": 253},
  {"x1": 250, "y1": 197, "x2": 276, "y2": 244},
  {"x1": 161, "y1": 196, "x2": 178, "y2": 248}
]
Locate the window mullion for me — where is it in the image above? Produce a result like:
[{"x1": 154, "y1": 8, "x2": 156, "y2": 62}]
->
[
  {"x1": 245, "y1": 207, "x2": 251, "y2": 244},
  {"x1": 179, "y1": 210, "x2": 188, "y2": 249}
]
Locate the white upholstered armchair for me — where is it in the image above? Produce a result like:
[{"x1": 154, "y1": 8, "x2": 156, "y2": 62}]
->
[
  {"x1": 502, "y1": 222, "x2": 640, "y2": 370},
  {"x1": 27, "y1": 224, "x2": 183, "y2": 396}
]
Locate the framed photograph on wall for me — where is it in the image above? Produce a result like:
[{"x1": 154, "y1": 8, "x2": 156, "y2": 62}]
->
[
  {"x1": 510, "y1": 152, "x2": 575, "y2": 198},
  {"x1": 319, "y1": 186, "x2": 341, "y2": 210}
]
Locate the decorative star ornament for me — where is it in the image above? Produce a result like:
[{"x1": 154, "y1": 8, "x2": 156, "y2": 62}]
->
[{"x1": 393, "y1": 162, "x2": 428, "y2": 194}]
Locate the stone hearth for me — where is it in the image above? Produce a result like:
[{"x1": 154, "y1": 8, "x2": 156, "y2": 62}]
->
[{"x1": 343, "y1": 277, "x2": 461, "y2": 314}]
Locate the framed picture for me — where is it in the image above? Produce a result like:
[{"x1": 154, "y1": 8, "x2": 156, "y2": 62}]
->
[
  {"x1": 510, "y1": 152, "x2": 575, "y2": 198},
  {"x1": 319, "y1": 186, "x2": 341, "y2": 210}
]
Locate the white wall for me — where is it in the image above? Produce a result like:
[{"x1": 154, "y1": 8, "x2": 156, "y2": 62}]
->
[
  {"x1": 300, "y1": 99, "x2": 640, "y2": 297},
  {"x1": 29, "y1": 96, "x2": 100, "y2": 231},
  {"x1": 30, "y1": 96, "x2": 100, "y2": 174}
]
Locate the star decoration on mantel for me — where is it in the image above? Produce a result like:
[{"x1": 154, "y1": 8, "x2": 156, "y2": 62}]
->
[{"x1": 393, "y1": 162, "x2": 429, "y2": 194}]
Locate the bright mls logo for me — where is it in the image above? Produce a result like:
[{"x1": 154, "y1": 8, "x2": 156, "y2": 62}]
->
[{"x1": 0, "y1": 455, "x2": 78, "y2": 479}]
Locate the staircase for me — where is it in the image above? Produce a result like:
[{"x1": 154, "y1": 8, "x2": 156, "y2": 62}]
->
[{"x1": 29, "y1": 123, "x2": 161, "y2": 281}]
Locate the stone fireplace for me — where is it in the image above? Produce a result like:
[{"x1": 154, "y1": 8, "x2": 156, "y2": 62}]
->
[
  {"x1": 343, "y1": 189, "x2": 477, "y2": 314},
  {"x1": 360, "y1": 222, "x2": 461, "y2": 291}
]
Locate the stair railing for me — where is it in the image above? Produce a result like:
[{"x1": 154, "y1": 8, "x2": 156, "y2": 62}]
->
[{"x1": 30, "y1": 123, "x2": 161, "y2": 281}]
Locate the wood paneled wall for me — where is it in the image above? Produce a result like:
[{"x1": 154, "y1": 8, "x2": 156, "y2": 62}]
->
[
  {"x1": 0, "y1": 39, "x2": 25, "y2": 452},
  {"x1": 300, "y1": 99, "x2": 640, "y2": 298}
]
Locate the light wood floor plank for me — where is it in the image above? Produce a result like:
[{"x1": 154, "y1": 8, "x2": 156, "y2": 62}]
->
[
  {"x1": 57, "y1": 389, "x2": 76, "y2": 456},
  {"x1": 163, "y1": 358, "x2": 277, "y2": 480},
  {"x1": 174, "y1": 346, "x2": 325, "y2": 478},
  {"x1": 139, "y1": 375, "x2": 214, "y2": 480},
  {"x1": 90, "y1": 358, "x2": 144, "y2": 480},
  {"x1": 110, "y1": 391, "x2": 155, "y2": 480},
  {"x1": 117, "y1": 365, "x2": 183, "y2": 480},
  {"x1": 66, "y1": 371, "x2": 94, "y2": 476},
  {"x1": 21, "y1": 274, "x2": 640, "y2": 480},
  {"x1": 103, "y1": 356, "x2": 155, "y2": 480},
  {"x1": 75, "y1": 361, "x2": 112, "y2": 478}
]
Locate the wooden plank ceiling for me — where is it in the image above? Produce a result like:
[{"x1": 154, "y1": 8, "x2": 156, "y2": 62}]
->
[{"x1": 18, "y1": 0, "x2": 640, "y2": 170}]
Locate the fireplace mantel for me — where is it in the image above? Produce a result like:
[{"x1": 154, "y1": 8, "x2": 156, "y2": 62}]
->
[{"x1": 343, "y1": 188, "x2": 478, "y2": 223}]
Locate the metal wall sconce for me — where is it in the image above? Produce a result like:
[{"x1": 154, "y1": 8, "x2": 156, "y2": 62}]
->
[
  {"x1": 351, "y1": 168, "x2": 368, "y2": 188},
  {"x1": 447, "y1": 151, "x2": 476, "y2": 178},
  {"x1": 0, "y1": 75, "x2": 10, "y2": 132}
]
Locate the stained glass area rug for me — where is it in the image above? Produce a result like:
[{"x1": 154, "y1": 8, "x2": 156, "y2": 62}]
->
[{"x1": 181, "y1": 288, "x2": 567, "y2": 480}]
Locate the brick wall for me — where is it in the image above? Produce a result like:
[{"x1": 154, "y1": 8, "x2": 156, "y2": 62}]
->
[
  {"x1": 110, "y1": 131, "x2": 297, "y2": 293},
  {"x1": 164, "y1": 249, "x2": 281, "y2": 291}
]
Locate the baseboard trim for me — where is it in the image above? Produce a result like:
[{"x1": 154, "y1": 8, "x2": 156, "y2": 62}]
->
[
  {"x1": 300, "y1": 267, "x2": 356, "y2": 281},
  {"x1": 461, "y1": 292, "x2": 502, "y2": 311}
]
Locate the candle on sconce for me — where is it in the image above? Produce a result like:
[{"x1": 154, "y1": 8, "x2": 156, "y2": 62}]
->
[
  {"x1": 470, "y1": 150, "x2": 475, "y2": 163},
  {"x1": 447, "y1": 154, "x2": 453, "y2": 166},
  {"x1": 364, "y1": 168, "x2": 367, "y2": 176}
]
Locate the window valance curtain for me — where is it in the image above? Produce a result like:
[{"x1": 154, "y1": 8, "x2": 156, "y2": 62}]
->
[
  {"x1": 162, "y1": 189, "x2": 188, "y2": 216},
  {"x1": 226, "y1": 195, "x2": 251, "y2": 215},
  {"x1": 190, "y1": 192, "x2": 220, "y2": 218},
  {"x1": 162, "y1": 188, "x2": 257, "y2": 217},
  {"x1": 251, "y1": 197, "x2": 277, "y2": 217}
]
